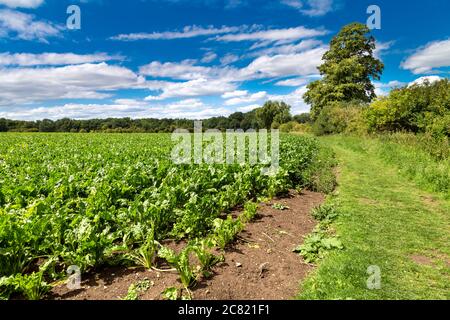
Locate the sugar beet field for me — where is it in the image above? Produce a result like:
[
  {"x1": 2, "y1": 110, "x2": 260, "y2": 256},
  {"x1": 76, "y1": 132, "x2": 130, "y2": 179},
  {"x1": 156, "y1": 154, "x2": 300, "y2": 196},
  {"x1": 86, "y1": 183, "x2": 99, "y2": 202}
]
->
[{"x1": 0, "y1": 133, "x2": 332, "y2": 300}]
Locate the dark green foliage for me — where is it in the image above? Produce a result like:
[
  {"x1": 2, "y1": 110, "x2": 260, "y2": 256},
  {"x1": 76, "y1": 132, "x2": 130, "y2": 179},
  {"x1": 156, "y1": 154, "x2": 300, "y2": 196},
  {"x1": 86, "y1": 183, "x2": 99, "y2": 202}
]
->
[
  {"x1": 365, "y1": 79, "x2": 450, "y2": 137},
  {"x1": 304, "y1": 22, "x2": 384, "y2": 120},
  {"x1": 311, "y1": 202, "x2": 339, "y2": 222},
  {"x1": 0, "y1": 272, "x2": 51, "y2": 300},
  {"x1": 0, "y1": 102, "x2": 292, "y2": 133},
  {"x1": 312, "y1": 101, "x2": 368, "y2": 136},
  {"x1": 294, "y1": 227, "x2": 343, "y2": 264},
  {"x1": 295, "y1": 199, "x2": 342, "y2": 263},
  {"x1": 255, "y1": 101, "x2": 292, "y2": 129},
  {"x1": 0, "y1": 133, "x2": 336, "y2": 299},
  {"x1": 293, "y1": 113, "x2": 311, "y2": 124}
]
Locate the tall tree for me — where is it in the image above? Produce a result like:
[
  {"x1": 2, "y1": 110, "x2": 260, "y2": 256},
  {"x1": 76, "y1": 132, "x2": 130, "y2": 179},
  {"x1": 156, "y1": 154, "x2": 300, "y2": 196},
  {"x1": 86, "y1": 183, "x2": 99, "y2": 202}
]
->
[
  {"x1": 304, "y1": 22, "x2": 384, "y2": 119},
  {"x1": 255, "y1": 101, "x2": 292, "y2": 129}
]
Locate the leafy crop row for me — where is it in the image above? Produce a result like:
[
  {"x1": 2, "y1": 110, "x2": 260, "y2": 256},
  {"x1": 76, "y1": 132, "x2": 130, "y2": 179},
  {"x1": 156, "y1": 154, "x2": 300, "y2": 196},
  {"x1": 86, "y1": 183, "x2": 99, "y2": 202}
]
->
[{"x1": 0, "y1": 133, "x2": 331, "y2": 299}]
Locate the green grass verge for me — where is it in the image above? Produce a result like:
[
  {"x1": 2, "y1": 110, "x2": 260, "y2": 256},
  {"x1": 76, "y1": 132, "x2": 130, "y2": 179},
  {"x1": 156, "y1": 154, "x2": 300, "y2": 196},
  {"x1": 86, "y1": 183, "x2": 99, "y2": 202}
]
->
[{"x1": 297, "y1": 135, "x2": 450, "y2": 300}]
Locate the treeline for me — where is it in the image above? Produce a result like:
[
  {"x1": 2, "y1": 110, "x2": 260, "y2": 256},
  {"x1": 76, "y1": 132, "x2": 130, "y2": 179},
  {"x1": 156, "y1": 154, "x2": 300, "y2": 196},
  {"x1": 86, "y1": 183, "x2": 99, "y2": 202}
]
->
[{"x1": 0, "y1": 101, "x2": 310, "y2": 133}]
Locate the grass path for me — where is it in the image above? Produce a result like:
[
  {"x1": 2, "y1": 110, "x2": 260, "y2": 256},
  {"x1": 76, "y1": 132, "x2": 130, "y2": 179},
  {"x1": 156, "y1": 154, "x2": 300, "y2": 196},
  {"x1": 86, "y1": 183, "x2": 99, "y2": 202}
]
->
[{"x1": 298, "y1": 136, "x2": 450, "y2": 300}]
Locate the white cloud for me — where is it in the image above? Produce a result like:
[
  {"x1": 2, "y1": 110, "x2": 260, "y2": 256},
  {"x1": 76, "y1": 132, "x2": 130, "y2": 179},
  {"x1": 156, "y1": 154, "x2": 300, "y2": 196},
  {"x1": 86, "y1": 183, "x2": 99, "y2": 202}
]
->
[
  {"x1": 139, "y1": 44, "x2": 325, "y2": 101},
  {"x1": 0, "y1": 0, "x2": 44, "y2": 8},
  {"x1": 0, "y1": 99, "x2": 232, "y2": 120},
  {"x1": 221, "y1": 90, "x2": 248, "y2": 99},
  {"x1": 281, "y1": 0, "x2": 335, "y2": 17},
  {"x1": 267, "y1": 86, "x2": 310, "y2": 114},
  {"x1": 145, "y1": 78, "x2": 237, "y2": 100},
  {"x1": 408, "y1": 76, "x2": 442, "y2": 87},
  {"x1": 401, "y1": 39, "x2": 450, "y2": 74},
  {"x1": 241, "y1": 48, "x2": 326, "y2": 79},
  {"x1": 0, "y1": 9, "x2": 62, "y2": 42},
  {"x1": 0, "y1": 52, "x2": 122, "y2": 66},
  {"x1": 110, "y1": 25, "x2": 242, "y2": 41},
  {"x1": 374, "y1": 80, "x2": 406, "y2": 96},
  {"x1": 0, "y1": 103, "x2": 148, "y2": 120},
  {"x1": 161, "y1": 100, "x2": 231, "y2": 119},
  {"x1": 224, "y1": 91, "x2": 267, "y2": 106},
  {"x1": 114, "y1": 99, "x2": 148, "y2": 106},
  {"x1": 237, "y1": 104, "x2": 260, "y2": 112},
  {"x1": 220, "y1": 53, "x2": 239, "y2": 65},
  {"x1": 249, "y1": 39, "x2": 324, "y2": 56},
  {"x1": 374, "y1": 41, "x2": 394, "y2": 59},
  {"x1": 112, "y1": 24, "x2": 327, "y2": 51},
  {"x1": 275, "y1": 77, "x2": 308, "y2": 86},
  {"x1": 165, "y1": 98, "x2": 206, "y2": 110},
  {"x1": 215, "y1": 26, "x2": 327, "y2": 43},
  {"x1": 139, "y1": 60, "x2": 213, "y2": 80},
  {"x1": 0, "y1": 63, "x2": 145, "y2": 105},
  {"x1": 201, "y1": 51, "x2": 217, "y2": 63}
]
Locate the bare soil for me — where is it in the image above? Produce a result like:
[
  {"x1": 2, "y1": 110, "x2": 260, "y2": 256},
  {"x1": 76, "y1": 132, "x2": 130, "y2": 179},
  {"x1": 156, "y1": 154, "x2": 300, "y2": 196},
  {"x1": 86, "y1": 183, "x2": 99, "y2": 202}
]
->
[
  {"x1": 410, "y1": 254, "x2": 435, "y2": 267},
  {"x1": 49, "y1": 190, "x2": 324, "y2": 300}
]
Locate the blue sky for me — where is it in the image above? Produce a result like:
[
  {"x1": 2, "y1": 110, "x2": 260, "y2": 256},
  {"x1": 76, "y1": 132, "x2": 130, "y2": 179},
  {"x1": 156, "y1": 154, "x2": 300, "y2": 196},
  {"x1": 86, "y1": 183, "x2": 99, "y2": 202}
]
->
[{"x1": 0, "y1": 0, "x2": 449, "y2": 120}]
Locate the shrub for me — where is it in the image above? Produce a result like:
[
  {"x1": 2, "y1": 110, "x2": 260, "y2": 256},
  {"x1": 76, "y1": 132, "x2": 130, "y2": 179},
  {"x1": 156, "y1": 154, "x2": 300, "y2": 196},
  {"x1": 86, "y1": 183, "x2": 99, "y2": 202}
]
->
[
  {"x1": 312, "y1": 101, "x2": 367, "y2": 136},
  {"x1": 365, "y1": 79, "x2": 450, "y2": 137},
  {"x1": 293, "y1": 113, "x2": 311, "y2": 124},
  {"x1": 279, "y1": 121, "x2": 312, "y2": 133}
]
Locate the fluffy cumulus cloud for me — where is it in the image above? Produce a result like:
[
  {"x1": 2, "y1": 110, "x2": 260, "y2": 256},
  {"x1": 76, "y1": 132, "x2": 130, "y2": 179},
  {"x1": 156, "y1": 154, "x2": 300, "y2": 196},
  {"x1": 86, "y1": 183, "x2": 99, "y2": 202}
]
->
[
  {"x1": 0, "y1": 0, "x2": 44, "y2": 8},
  {"x1": 0, "y1": 7, "x2": 331, "y2": 120},
  {"x1": 275, "y1": 77, "x2": 308, "y2": 86},
  {"x1": 140, "y1": 46, "x2": 325, "y2": 83},
  {"x1": 242, "y1": 47, "x2": 326, "y2": 78},
  {"x1": 0, "y1": 63, "x2": 145, "y2": 105},
  {"x1": 408, "y1": 76, "x2": 443, "y2": 87},
  {"x1": 137, "y1": 34, "x2": 326, "y2": 99},
  {"x1": 221, "y1": 90, "x2": 248, "y2": 99},
  {"x1": 0, "y1": 99, "x2": 233, "y2": 120},
  {"x1": 0, "y1": 8, "x2": 62, "y2": 41},
  {"x1": 108, "y1": 22, "x2": 328, "y2": 111},
  {"x1": 139, "y1": 60, "x2": 214, "y2": 80},
  {"x1": 224, "y1": 91, "x2": 267, "y2": 106},
  {"x1": 144, "y1": 78, "x2": 237, "y2": 100},
  {"x1": 236, "y1": 104, "x2": 260, "y2": 113},
  {"x1": 401, "y1": 39, "x2": 450, "y2": 74}
]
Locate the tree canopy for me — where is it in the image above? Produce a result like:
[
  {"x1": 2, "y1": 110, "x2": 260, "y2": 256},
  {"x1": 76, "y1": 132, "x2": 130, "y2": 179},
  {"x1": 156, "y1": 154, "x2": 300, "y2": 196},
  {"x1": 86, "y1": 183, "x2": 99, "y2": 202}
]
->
[
  {"x1": 304, "y1": 22, "x2": 384, "y2": 119},
  {"x1": 255, "y1": 101, "x2": 292, "y2": 129}
]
